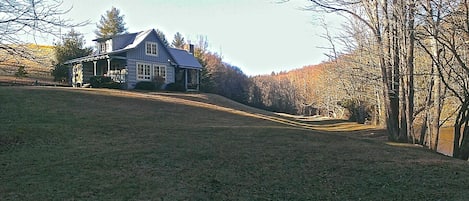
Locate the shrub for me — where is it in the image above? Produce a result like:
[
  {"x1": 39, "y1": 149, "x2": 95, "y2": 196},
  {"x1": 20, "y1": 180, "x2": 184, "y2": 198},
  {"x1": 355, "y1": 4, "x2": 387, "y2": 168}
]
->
[
  {"x1": 153, "y1": 76, "x2": 165, "y2": 90},
  {"x1": 89, "y1": 76, "x2": 121, "y2": 89},
  {"x1": 135, "y1": 81, "x2": 156, "y2": 91},
  {"x1": 165, "y1": 82, "x2": 185, "y2": 92},
  {"x1": 100, "y1": 82, "x2": 122, "y2": 89},
  {"x1": 15, "y1": 66, "x2": 28, "y2": 78},
  {"x1": 51, "y1": 64, "x2": 69, "y2": 82}
]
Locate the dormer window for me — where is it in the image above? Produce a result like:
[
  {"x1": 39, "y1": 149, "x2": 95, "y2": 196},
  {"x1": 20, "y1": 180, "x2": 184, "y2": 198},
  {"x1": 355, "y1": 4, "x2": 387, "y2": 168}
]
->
[
  {"x1": 146, "y1": 42, "x2": 158, "y2": 56},
  {"x1": 98, "y1": 40, "x2": 112, "y2": 53},
  {"x1": 100, "y1": 42, "x2": 107, "y2": 53}
]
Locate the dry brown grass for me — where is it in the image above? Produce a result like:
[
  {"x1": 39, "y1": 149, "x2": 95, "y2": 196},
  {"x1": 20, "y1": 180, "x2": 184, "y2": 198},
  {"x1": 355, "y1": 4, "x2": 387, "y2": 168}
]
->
[
  {"x1": 1, "y1": 87, "x2": 468, "y2": 200},
  {"x1": 0, "y1": 44, "x2": 54, "y2": 79}
]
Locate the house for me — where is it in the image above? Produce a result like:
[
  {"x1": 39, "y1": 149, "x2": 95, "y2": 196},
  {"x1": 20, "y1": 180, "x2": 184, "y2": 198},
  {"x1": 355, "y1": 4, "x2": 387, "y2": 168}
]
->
[{"x1": 64, "y1": 29, "x2": 202, "y2": 91}]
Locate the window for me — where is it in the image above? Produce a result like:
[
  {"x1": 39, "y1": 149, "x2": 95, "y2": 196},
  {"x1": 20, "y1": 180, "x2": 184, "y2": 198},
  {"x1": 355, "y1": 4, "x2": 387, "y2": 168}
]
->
[
  {"x1": 137, "y1": 63, "x2": 151, "y2": 80},
  {"x1": 153, "y1": 65, "x2": 166, "y2": 79},
  {"x1": 106, "y1": 40, "x2": 112, "y2": 52},
  {"x1": 99, "y1": 42, "x2": 107, "y2": 53},
  {"x1": 146, "y1": 42, "x2": 158, "y2": 56}
]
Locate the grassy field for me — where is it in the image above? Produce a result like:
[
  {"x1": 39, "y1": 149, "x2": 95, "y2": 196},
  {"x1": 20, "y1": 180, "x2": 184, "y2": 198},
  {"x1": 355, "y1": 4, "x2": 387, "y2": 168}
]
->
[{"x1": 1, "y1": 87, "x2": 468, "y2": 200}]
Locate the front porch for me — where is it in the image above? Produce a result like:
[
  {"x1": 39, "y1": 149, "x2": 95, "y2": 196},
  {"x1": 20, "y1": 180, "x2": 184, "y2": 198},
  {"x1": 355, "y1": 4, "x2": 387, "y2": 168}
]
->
[
  {"x1": 67, "y1": 54, "x2": 127, "y2": 88},
  {"x1": 175, "y1": 68, "x2": 200, "y2": 91}
]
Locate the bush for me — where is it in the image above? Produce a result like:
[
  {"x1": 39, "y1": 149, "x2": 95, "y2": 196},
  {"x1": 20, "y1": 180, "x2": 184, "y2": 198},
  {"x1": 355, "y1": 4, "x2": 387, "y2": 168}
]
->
[
  {"x1": 100, "y1": 82, "x2": 122, "y2": 89},
  {"x1": 135, "y1": 81, "x2": 156, "y2": 91},
  {"x1": 165, "y1": 82, "x2": 185, "y2": 92},
  {"x1": 153, "y1": 76, "x2": 165, "y2": 90},
  {"x1": 89, "y1": 76, "x2": 121, "y2": 89},
  {"x1": 51, "y1": 65, "x2": 68, "y2": 82},
  {"x1": 15, "y1": 66, "x2": 28, "y2": 78}
]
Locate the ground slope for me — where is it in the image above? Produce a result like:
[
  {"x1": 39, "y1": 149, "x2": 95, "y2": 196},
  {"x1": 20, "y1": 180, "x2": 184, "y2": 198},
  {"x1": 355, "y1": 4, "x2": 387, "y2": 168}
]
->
[{"x1": 0, "y1": 87, "x2": 467, "y2": 200}]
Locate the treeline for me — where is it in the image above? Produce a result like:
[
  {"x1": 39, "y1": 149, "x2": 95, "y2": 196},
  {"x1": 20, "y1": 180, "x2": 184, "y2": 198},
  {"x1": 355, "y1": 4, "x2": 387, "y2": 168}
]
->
[
  {"x1": 190, "y1": 39, "x2": 355, "y2": 119},
  {"x1": 192, "y1": 0, "x2": 469, "y2": 160},
  {"x1": 302, "y1": 0, "x2": 469, "y2": 160},
  {"x1": 187, "y1": 36, "x2": 374, "y2": 121}
]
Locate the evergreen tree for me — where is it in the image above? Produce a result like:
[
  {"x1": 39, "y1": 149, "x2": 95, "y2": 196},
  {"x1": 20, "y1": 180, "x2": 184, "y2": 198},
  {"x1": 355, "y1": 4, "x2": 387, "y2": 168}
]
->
[
  {"x1": 156, "y1": 29, "x2": 170, "y2": 47},
  {"x1": 95, "y1": 7, "x2": 127, "y2": 38},
  {"x1": 52, "y1": 29, "x2": 92, "y2": 82},
  {"x1": 171, "y1": 32, "x2": 186, "y2": 48}
]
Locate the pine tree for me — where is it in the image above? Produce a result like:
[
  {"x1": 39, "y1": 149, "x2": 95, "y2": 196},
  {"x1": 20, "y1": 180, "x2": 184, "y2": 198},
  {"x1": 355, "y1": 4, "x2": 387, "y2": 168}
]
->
[
  {"x1": 171, "y1": 32, "x2": 186, "y2": 48},
  {"x1": 95, "y1": 7, "x2": 127, "y2": 38},
  {"x1": 156, "y1": 29, "x2": 170, "y2": 47},
  {"x1": 52, "y1": 29, "x2": 92, "y2": 82}
]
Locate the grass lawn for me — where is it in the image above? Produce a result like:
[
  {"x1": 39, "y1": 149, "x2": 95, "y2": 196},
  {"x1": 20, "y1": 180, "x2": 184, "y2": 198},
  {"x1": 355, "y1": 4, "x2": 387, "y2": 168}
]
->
[{"x1": 1, "y1": 87, "x2": 468, "y2": 200}]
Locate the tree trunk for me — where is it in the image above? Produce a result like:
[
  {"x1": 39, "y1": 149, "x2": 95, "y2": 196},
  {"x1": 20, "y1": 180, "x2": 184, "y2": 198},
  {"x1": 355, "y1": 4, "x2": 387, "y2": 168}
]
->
[
  {"x1": 459, "y1": 124, "x2": 469, "y2": 160},
  {"x1": 429, "y1": 38, "x2": 441, "y2": 150},
  {"x1": 453, "y1": 100, "x2": 469, "y2": 159},
  {"x1": 381, "y1": 0, "x2": 400, "y2": 141},
  {"x1": 405, "y1": 0, "x2": 416, "y2": 143}
]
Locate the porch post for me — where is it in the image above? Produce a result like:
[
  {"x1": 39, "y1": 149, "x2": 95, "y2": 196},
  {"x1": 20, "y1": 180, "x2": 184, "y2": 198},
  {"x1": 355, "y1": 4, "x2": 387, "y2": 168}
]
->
[
  {"x1": 184, "y1": 69, "x2": 188, "y2": 91},
  {"x1": 93, "y1": 61, "x2": 97, "y2": 76},
  {"x1": 69, "y1": 63, "x2": 73, "y2": 87},
  {"x1": 107, "y1": 59, "x2": 111, "y2": 75},
  {"x1": 197, "y1": 69, "x2": 200, "y2": 91}
]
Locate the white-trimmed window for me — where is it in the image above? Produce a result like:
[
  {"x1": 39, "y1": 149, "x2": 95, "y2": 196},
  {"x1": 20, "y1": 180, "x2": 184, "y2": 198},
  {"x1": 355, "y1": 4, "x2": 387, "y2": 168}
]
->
[
  {"x1": 153, "y1": 65, "x2": 166, "y2": 80},
  {"x1": 99, "y1": 42, "x2": 107, "y2": 53},
  {"x1": 146, "y1": 42, "x2": 158, "y2": 56},
  {"x1": 98, "y1": 40, "x2": 112, "y2": 53},
  {"x1": 137, "y1": 63, "x2": 151, "y2": 80}
]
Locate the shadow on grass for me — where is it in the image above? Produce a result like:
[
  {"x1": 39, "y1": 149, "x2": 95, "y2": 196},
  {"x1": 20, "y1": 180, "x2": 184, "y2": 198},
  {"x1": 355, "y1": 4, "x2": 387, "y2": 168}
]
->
[{"x1": 302, "y1": 119, "x2": 350, "y2": 125}]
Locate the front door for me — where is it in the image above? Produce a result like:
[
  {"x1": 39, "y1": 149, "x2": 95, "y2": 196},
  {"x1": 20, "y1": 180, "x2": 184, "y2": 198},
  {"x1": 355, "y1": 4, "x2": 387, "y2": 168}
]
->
[
  {"x1": 186, "y1": 69, "x2": 199, "y2": 91},
  {"x1": 72, "y1": 64, "x2": 83, "y2": 87}
]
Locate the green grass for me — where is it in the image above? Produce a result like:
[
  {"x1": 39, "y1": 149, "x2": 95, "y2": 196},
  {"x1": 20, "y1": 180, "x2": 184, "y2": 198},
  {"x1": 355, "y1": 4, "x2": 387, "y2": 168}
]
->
[{"x1": 1, "y1": 87, "x2": 468, "y2": 200}]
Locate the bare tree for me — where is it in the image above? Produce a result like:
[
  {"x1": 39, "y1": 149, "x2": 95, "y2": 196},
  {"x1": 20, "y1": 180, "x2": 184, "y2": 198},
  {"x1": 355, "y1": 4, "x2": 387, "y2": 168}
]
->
[
  {"x1": 415, "y1": 0, "x2": 447, "y2": 150},
  {"x1": 0, "y1": 0, "x2": 85, "y2": 61},
  {"x1": 425, "y1": 0, "x2": 469, "y2": 159},
  {"x1": 307, "y1": 0, "x2": 419, "y2": 142}
]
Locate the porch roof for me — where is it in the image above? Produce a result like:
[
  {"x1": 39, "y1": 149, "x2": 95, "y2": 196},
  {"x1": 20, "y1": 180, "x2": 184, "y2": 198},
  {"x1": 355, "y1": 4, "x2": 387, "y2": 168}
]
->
[
  {"x1": 64, "y1": 54, "x2": 126, "y2": 64},
  {"x1": 168, "y1": 48, "x2": 202, "y2": 69}
]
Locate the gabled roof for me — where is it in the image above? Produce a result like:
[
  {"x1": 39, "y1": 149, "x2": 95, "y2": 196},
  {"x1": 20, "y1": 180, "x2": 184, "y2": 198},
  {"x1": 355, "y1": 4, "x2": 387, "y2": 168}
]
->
[
  {"x1": 109, "y1": 29, "x2": 154, "y2": 54},
  {"x1": 65, "y1": 29, "x2": 203, "y2": 69},
  {"x1": 168, "y1": 48, "x2": 202, "y2": 69}
]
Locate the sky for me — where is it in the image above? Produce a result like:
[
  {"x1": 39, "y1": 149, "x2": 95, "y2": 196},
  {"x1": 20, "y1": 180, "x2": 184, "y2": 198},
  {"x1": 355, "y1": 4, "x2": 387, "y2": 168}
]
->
[{"x1": 43, "y1": 0, "x2": 345, "y2": 76}]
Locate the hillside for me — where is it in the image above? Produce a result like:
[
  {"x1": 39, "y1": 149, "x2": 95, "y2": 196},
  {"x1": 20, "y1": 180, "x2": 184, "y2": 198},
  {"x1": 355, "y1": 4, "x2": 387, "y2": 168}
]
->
[
  {"x1": 0, "y1": 44, "x2": 54, "y2": 79},
  {"x1": 1, "y1": 87, "x2": 468, "y2": 200}
]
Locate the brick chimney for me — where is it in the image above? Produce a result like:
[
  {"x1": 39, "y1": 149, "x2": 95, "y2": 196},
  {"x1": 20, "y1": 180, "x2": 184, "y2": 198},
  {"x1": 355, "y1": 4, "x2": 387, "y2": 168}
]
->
[{"x1": 189, "y1": 44, "x2": 194, "y2": 54}]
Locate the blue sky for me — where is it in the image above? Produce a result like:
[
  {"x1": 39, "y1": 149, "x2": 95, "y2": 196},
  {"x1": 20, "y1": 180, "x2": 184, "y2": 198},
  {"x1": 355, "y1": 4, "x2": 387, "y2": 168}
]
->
[{"x1": 52, "y1": 0, "x2": 344, "y2": 75}]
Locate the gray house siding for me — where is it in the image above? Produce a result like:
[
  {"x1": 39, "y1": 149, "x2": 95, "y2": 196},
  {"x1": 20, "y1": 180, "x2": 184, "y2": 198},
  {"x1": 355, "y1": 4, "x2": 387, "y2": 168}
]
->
[
  {"x1": 126, "y1": 34, "x2": 173, "y2": 63},
  {"x1": 126, "y1": 60, "x2": 136, "y2": 89},
  {"x1": 126, "y1": 58, "x2": 175, "y2": 89},
  {"x1": 165, "y1": 66, "x2": 175, "y2": 84},
  {"x1": 124, "y1": 31, "x2": 176, "y2": 89}
]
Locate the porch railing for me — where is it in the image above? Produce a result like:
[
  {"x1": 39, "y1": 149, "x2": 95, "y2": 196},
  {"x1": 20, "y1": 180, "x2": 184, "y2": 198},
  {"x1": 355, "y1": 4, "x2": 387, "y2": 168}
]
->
[{"x1": 106, "y1": 69, "x2": 127, "y2": 83}]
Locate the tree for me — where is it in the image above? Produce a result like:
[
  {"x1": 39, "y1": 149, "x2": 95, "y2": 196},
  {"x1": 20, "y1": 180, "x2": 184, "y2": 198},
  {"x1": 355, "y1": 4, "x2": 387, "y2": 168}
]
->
[
  {"x1": 52, "y1": 29, "x2": 92, "y2": 82},
  {"x1": 0, "y1": 0, "x2": 85, "y2": 60},
  {"x1": 156, "y1": 29, "x2": 170, "y2": 47},
  {"x1": 307, "y1": 0, "x2": 420, "y2": 142},
  {"x1": 172, "y1": 32, "x2": 186, "y2": 48},
  {"x1": 418, "y1": 0, "x2": 469, "y2": 159},
  {"x1": 95, "y1": 7, "x2": 127, "y2": 38}
]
